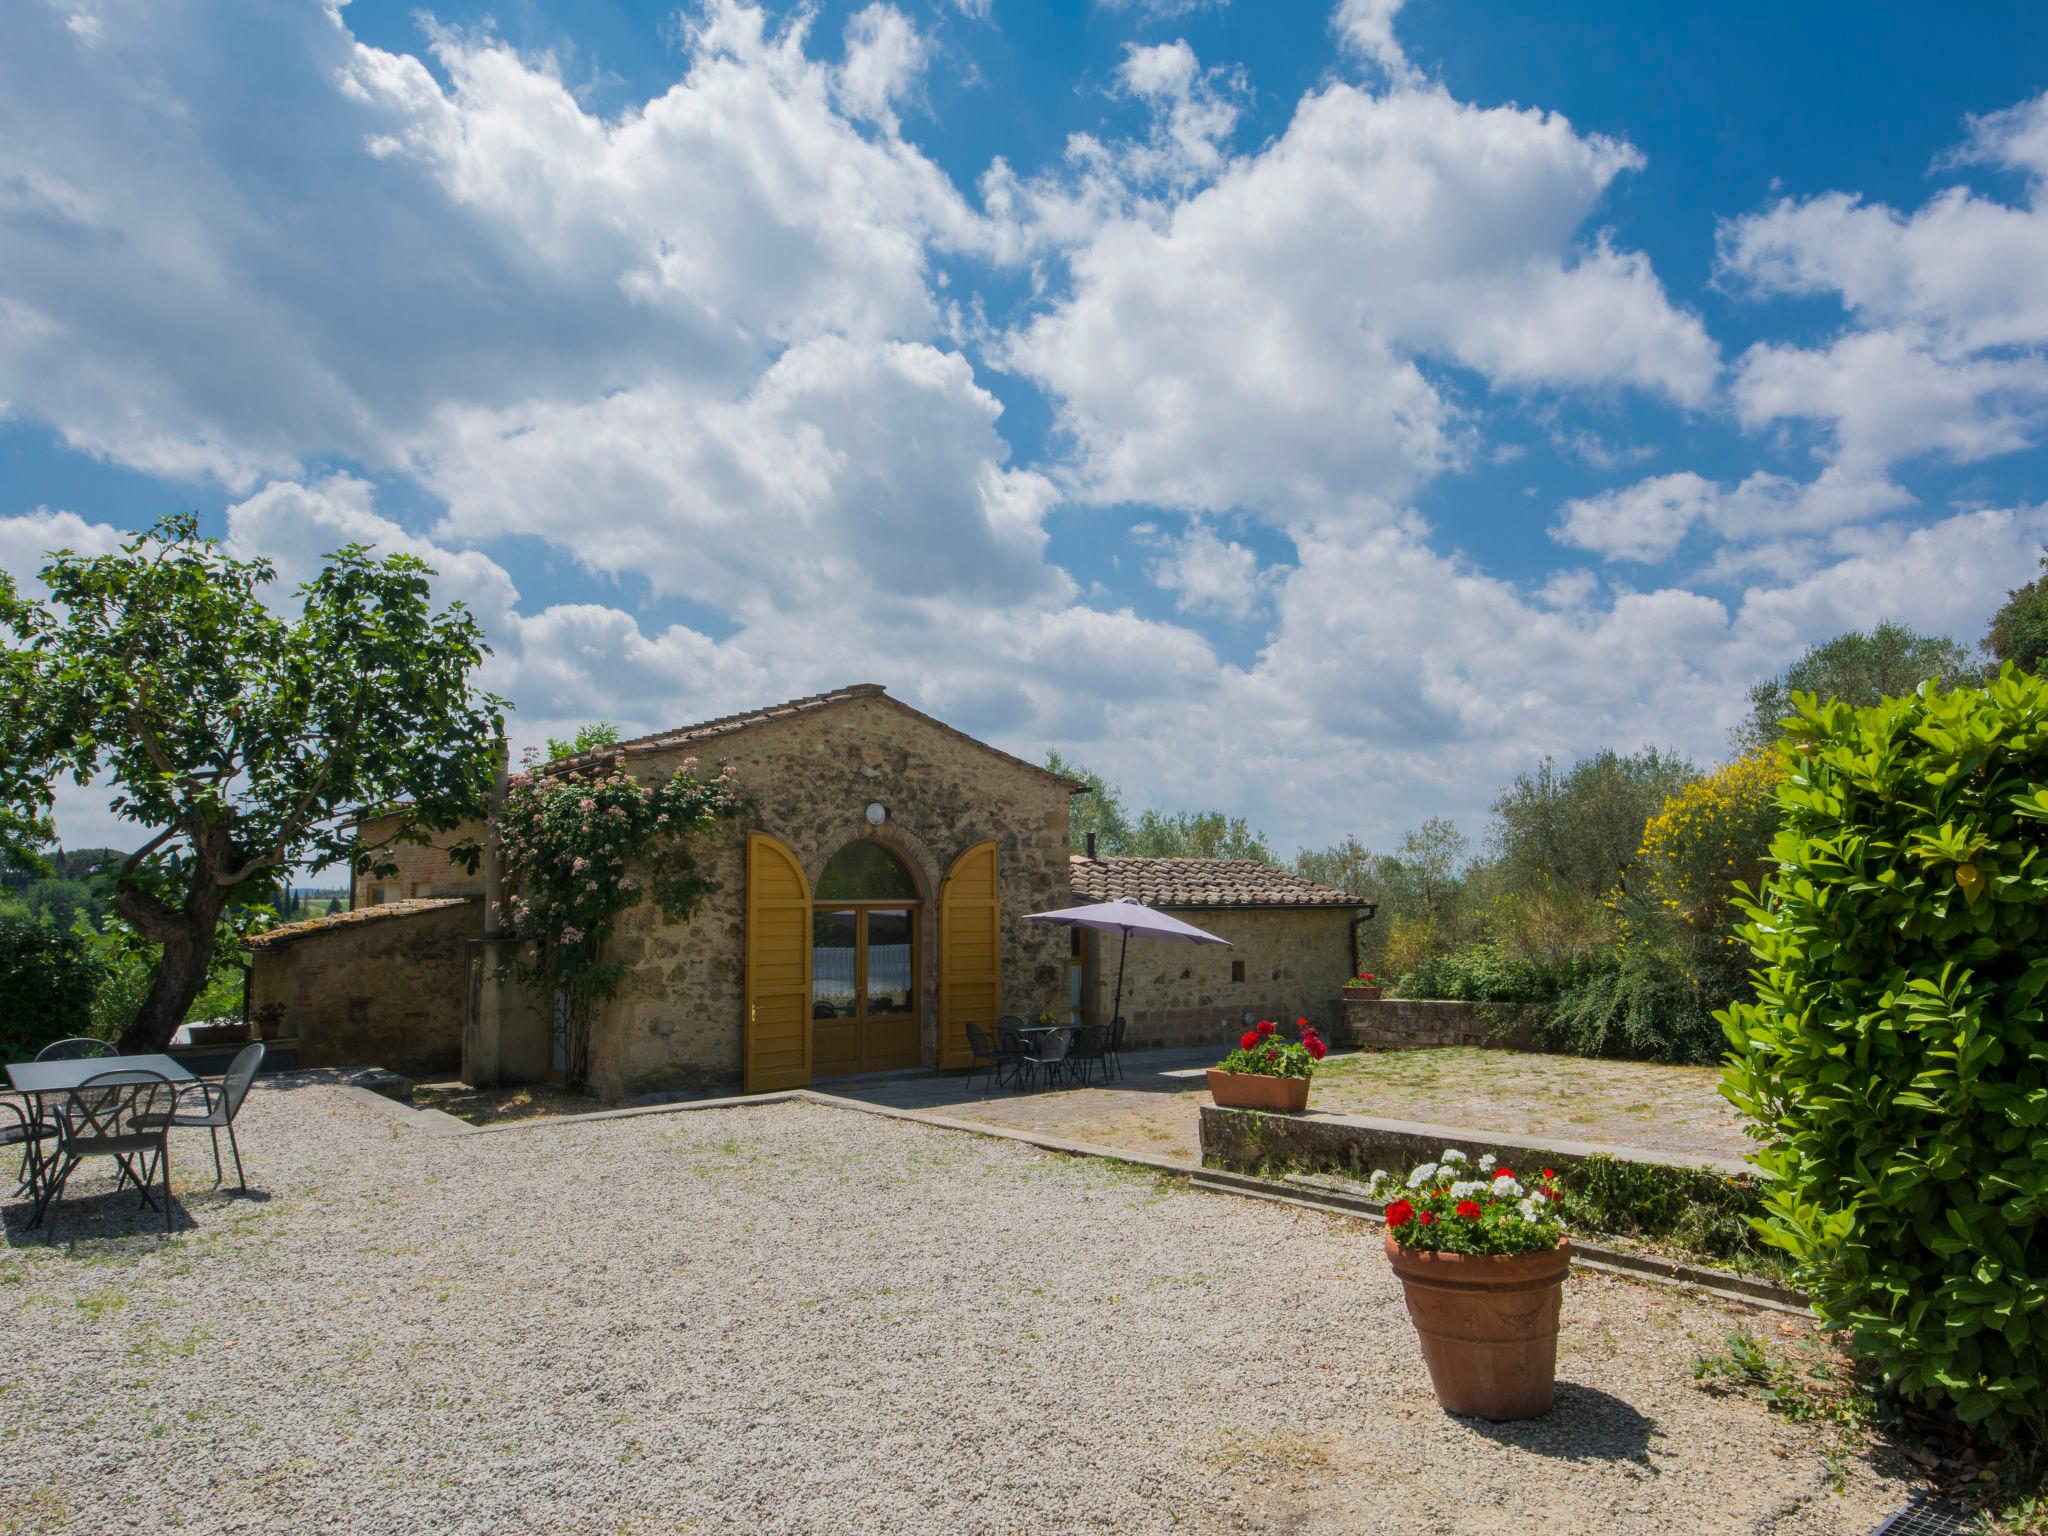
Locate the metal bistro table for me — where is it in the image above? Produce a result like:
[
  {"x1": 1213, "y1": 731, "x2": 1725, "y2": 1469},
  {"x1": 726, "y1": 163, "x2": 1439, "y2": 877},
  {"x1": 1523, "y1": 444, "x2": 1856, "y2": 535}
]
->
[{"x1": 6, "y1": 1055, "x2": 197, "y2": 1224}]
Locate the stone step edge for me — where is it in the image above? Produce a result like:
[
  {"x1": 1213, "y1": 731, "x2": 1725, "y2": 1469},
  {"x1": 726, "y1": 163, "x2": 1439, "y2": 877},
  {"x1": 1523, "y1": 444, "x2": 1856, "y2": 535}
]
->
[{"x1": 1188, "y1": 1167, "x2": 1811, "y2": 1316}]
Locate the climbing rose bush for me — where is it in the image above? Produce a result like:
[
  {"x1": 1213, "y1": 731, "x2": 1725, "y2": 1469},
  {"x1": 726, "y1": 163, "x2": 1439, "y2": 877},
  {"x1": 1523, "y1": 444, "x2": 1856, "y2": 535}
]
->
[
  {"x1": 496, "y1": 753, "x2": 745, "y2": 1075},
  {"x1": 1722, "y1": 670, "x2": 2048, "y2": 1449},
  {"x1": 1214, "y1": 1018, "x2": 1326, "y2": 1078},
  {"x1": 1366, "y1": 1150, "x2": 1569, "y2": 1256}
]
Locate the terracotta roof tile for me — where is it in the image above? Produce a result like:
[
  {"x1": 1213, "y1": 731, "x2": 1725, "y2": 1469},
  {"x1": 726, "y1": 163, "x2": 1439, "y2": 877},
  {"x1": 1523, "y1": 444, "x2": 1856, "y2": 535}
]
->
[
  {"x1": 1067, "y1": 856, "x2": 1364, "y2": 909},
  {"x1": 546, "y1": 682, "x2": 1083, "y2": 790},
  {"x1": 244, "y1": 897, "x2": 477, "y2": 949}
]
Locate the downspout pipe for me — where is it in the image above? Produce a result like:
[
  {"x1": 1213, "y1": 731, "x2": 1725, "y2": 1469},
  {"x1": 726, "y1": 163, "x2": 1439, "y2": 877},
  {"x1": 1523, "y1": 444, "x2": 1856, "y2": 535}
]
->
[{"x1": 1349, "y1": 899, "x2": 1380, "y2": 977}]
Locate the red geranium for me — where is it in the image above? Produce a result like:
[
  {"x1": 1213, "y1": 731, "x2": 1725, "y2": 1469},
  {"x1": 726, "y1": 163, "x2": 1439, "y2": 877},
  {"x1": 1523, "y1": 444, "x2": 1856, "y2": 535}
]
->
[
  {"x1": 1541, "y1": 1168, "x2": 1556, "y2": 1179},
  {"x1": 1493, "y1": 1168, "x2": 1515, "y2": 1181},
  {"x1": 1416, "y1": 1210, "x2": 1436, "y2": 1226},
  {"x1": 1239, "y1": 1030, "x2": 1258, "y2": 1050},
  {"x1": 1455, "y1": 1199, "x2": 1483, "y2": 1219},
  {"x1": 1256, "y1": 1019, "x2": 1276, "y2": 1038},
  {"x1": 1385, "y1": 1199, "x2": 1414, "y2": 1229}
]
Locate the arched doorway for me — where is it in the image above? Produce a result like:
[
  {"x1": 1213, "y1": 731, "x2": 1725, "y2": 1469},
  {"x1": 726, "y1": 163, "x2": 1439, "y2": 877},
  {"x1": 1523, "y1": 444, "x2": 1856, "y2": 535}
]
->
[{"x1": 810, "y1": 840, "x2": 923, "y2": 1077}]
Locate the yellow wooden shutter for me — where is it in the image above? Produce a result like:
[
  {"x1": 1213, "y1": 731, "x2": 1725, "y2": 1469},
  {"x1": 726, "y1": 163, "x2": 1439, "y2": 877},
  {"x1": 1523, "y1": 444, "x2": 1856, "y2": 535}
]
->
[
  {"x1": 745, "y1": 832, "x2": 812, "y2": 1093},
  {"x1": 938, "y1": 840, "x2": 1001, "y2": 1070}
]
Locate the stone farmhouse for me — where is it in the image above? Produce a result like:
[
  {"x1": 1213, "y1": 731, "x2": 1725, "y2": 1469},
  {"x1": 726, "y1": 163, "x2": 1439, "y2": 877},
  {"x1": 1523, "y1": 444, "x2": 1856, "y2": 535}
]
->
[{"x1": 246, "y1": 685, "x2": 1369, "y2": 1098}]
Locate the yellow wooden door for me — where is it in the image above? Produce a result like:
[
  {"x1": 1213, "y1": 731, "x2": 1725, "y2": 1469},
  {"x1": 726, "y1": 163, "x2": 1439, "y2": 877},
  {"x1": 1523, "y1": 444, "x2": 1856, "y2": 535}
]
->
[
  {"x1": 745, "y1": 832, "x2": 813, "y2": 1092},
  {"x1": 938, "y1": 840, "x2": 1001, "y2": 1070}
]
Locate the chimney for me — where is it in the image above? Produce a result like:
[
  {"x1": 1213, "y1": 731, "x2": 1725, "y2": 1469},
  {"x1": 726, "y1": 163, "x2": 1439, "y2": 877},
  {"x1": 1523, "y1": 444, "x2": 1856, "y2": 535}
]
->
[{"x1": 1085, "y1": 831, "x2": 1097, "y2": 860}]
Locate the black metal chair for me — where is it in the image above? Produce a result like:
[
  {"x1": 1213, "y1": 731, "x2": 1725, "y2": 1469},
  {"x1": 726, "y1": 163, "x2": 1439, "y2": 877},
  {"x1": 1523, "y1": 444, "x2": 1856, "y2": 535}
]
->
[
  {"x1": 33, "y1": 1038, "x2": 116, "y2": 1062},
  {"x1": 1, "y1": 1096, "x2": 56, "y2": 1201},
  {"x1": 1022, "y1": 1026, "x2": 1074, "y2": 1090},
  {"x1": 964, "y1": 1021, "x2": 1010, "y2": 1092},
  {"x1": 1105, "y1": 1016, "x2": 1127, "y2": 1081},
  {"x1": 1068, "y1": 1023, "x2": 1112, "y2": 1085},
  {"x1": 36, "y1": 1069, "x2": 176, "y2": 1239},
  {"x1": 139, "y1": 1042, "x2": 263, "y2": 1192}
]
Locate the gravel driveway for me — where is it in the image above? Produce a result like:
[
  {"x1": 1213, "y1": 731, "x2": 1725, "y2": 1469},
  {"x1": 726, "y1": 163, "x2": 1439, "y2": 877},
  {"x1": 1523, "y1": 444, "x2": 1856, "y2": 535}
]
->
[{"x1": 1, "y1": 1083, "x2": 1914, "y2": 1535}]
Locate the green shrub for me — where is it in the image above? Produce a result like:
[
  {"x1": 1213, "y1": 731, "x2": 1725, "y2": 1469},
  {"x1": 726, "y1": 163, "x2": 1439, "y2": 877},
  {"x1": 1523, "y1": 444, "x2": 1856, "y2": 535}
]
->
[
  {"x1": 1395, "y1": 940, "x2": 1571, "y2": 1004},
  {"x1": 0, "y1": 907, "x2": 107, "y2": 1060},
  {"x1": 1544, "y1": 946, "x2": 1736, "y2": 1066},
  {"x1": 1722, "y1": 669, "x2": 2048, "y2": 1449},
  {"x1": 1564, "y1": 1153, "x2": 1773, "y2": 1268}
]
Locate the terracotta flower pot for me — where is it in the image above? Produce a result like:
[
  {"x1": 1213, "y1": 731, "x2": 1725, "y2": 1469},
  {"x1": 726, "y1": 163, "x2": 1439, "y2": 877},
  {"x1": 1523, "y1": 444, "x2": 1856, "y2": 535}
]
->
[
  {"x1": 1205, "y1": 1069, "x2": 1310, "y2": 1112},
  {"x1": 1384, "y1": 1232, "x2": 1571, "y2": 1420},
  {"x1": 1342, "y1": 985, "x2": 1383, "y2": 1002}
]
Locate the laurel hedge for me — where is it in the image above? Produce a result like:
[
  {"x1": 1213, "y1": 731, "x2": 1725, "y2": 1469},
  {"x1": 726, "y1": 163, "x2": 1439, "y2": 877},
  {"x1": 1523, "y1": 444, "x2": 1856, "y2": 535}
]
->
[{"x1": 1721, "y1": 669, "x2": 2048, "y2": 1448}]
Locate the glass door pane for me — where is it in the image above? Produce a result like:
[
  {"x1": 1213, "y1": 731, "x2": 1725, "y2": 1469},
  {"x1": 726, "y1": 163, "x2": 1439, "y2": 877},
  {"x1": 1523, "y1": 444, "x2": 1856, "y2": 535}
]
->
[
  {"x1": 861, "y1": 907, "x2": 919, "y2": 1071},
  {"x1": 811, "y1": 909, "x2": 859, "y2": 1078}
]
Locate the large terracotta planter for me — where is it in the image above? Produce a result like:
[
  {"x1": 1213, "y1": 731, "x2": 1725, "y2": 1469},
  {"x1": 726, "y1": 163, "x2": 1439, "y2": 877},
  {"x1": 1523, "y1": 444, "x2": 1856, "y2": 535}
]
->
[
  {"x1": 1205, "y1": 1069, "x2": 1310, "y2": 1112},
  {"x1": 1342, "y1": 985, "x2": 1384, "y2": 1002},
  {"x1": 1384, "y1": 1232, "x2": 1570, "y2": 1420}
]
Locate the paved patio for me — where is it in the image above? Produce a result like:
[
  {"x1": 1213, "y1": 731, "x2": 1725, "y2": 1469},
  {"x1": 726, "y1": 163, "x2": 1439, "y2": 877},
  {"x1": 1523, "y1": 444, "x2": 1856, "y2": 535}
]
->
[
  {"x1": 830, "y1": 1045, "x2": 1748, "y2": 1166},
  {"x1": 0, "y1": 1080, "x2": 1909, "y2": 1535}
]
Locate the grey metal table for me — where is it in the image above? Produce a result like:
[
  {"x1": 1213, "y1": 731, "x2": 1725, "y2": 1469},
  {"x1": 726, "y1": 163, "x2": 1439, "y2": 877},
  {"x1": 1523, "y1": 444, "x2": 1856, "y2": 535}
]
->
[
  {"x1": 6, "y1": 1053, "x2": 196, "y2": 1096},
  {"x1": 6, "y1": 1055, "x2": 197, "y2": 1227}
]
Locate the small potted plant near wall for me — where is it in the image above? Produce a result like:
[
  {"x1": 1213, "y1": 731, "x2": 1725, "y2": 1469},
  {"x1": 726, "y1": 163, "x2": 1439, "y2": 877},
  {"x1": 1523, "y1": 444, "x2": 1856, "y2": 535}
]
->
[
  {"x1": 253, "y1": 1002, "x2": 287, "y2": 1042},
  {"x1": 1343, "y1": 971, "x2": 1382, "y2": 1002},
  {"x1": 1366, "y1": 1152, "x2": 1571, "y2": 1420},
  {"x1": 1206, "y1": 1018, "x2": 1327, "y2": 1111}
]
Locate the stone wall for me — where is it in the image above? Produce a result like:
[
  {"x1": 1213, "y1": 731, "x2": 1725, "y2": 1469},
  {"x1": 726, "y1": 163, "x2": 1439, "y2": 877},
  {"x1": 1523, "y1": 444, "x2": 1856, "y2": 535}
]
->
[
  {"x1": 249, "y1": 900, "x2": 480, "y2": 1075},
  {"x1": 1343, "y1": 997, "x2": 1542, "y2": 1052},
  {"x1": 582, "y1": 692, "x2": 1075, "y2": 1099},
  {"x1": 351, "y1": 814, "x2": 488, "y2": 905},
  {"x1": 1091, "y1": 906, "x2": 1354, "y2": 1052}
]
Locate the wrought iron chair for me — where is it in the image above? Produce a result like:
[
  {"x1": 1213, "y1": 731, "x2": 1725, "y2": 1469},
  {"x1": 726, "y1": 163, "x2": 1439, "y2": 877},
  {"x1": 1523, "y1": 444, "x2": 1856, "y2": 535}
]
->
[
  {"x1": 139, "y1": 1042, "x2": 263, "y2": 1193},
  {"x1": 1105, "y1": 1016, "x2": 1127, "y2": 1081},
  {"x1": 1, "y1": 1096, "x2": 56, "y2": 1201},
  {"x1": 36, "y1": 1069, "x2": 176, "y2": 1239},
  {"x1": 1067, "y1": 1023, "x2": 1112, "y2": 1086},
  {"x1": 1022, "y1": 1026, "x2": 1073, "y2": 1090},
  {"x1": 964, "y1": 1022, "x2": 1022, "y2": 1092},
  {"x1": 33, "y1": 1038, "x2": 116, "y2": 1062}
]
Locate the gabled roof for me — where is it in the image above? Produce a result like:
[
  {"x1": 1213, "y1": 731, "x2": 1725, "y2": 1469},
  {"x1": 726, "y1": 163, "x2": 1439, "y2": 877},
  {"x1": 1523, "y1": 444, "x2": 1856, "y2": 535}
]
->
[
  {"x1": 1068, "y1": 855, "x2": 1364, "y2": 910},
  {"x1": 547, "y1": 683, "x2": 1084, "y2": 791},
  {"x1": 245, "y1": 897, "x2": 477, "y2": 950}
]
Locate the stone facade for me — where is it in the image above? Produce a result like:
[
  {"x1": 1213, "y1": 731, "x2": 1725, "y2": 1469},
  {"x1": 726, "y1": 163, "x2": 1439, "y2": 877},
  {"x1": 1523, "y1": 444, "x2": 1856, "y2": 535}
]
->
[
  {"x1": 351, "y1": 814, "x2": 487, "y2": 906},
  {"x1": 579, "y1": 691, "x2": 1075, "y2": 1099},
  {"x1": 248, "y1": 899, "x2": 479, "y2": 1075},
  {"x1": 1089, "y1": 906, "x2": 1356, "y2": 1052},
  {"x1": 1343, "y1": 997, "x2": 1542, "y2": 1052}
]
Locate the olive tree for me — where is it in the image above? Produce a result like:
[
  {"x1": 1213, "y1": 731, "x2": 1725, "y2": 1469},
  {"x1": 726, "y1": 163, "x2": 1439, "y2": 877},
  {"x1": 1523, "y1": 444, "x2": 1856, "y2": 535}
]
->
[{"x1": 0, "y1": 516, "x2": 504, "y2": 1051}]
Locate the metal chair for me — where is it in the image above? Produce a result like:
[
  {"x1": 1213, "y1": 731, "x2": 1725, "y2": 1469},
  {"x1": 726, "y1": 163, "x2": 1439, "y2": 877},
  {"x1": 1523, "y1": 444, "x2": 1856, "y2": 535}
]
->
[
  {"x1": 1067, "y1": 1023, "x2": 1112, "y2": 1085},
  {"x1": 964, "y1": 1021, "x2": 1022, "y2": 1092},
  {"x1": 36, "y1": 1070, "x2": 176, "y2": 1239},
  {"x1": 33, "y1": 1038, "x2": 115, "y2": 1062},
  {"x1": 1106, "y1": 1016, "x2": 1127, "y2": 1081},
  {"x1": 1, "y1": 1096, "x2": 56, "y2": 1200},
  {"x1": 140, "y1": 1042, "x2": 263, "y2": 1192},
  {"x1": 1023, "y1": 1026, "x2": 1073, "y2": 1090}
]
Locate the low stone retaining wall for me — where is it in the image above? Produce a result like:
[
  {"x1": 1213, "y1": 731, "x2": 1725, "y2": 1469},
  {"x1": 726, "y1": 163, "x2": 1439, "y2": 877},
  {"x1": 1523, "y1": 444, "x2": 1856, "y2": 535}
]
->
[
  {"x1": 1198, "y1": 1103, "x2": 1755, "y2": 1181},
  {"x1": 1342, "y1": 997, "x2": 1541, "y2": 1051}
]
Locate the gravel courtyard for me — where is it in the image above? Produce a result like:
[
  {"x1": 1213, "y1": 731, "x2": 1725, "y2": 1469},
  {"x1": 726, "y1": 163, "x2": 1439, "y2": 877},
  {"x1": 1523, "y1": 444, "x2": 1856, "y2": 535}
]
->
[{"x1": 1, "y1": 1083, "x2": 1915, "y2": 1535}]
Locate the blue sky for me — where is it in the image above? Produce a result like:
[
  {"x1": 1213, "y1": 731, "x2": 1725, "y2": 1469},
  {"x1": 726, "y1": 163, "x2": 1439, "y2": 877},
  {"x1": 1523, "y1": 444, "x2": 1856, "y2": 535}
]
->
[{"x1": 3, "y1": 0, "x2": 2046, "y2": 860}]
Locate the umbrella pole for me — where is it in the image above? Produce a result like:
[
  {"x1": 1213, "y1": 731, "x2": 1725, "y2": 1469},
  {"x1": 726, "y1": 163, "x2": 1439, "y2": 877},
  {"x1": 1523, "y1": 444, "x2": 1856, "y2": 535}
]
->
[{"x1": 1110, "y1": 926, "x2": 1129, "y2": 1025}]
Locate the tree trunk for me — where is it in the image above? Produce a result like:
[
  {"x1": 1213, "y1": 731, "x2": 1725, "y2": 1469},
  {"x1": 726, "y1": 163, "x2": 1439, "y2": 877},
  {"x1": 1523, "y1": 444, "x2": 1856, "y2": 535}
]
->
[{"x1": 116, "y1": 885, "x2": 227, "y2": 1054}]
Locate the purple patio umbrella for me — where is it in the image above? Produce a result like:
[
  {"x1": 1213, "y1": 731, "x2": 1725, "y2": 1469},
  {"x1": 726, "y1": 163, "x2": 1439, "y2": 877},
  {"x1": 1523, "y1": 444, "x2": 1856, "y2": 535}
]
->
[{"x1": 1024, "y1": 897, "x2": 1231, "y2": 1029}]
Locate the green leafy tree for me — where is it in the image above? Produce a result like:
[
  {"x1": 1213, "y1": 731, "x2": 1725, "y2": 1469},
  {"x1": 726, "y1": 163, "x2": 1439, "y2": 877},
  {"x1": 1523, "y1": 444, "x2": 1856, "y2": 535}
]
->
[
  {"x1": 0, "y1": 515, "x2": 505, "y2": 1051},
  {"x1": 1722, "y1": 671, "x2": 2048, "y2": 1448},
  {"x1": 545, "y1": 721, "x2": 623, "y2": 762},
  {"x1": 1985, "y1": 549, "x2": 2048, "y2": 674},
  {"x1": 1128, "y1": 808, "x2": 1272, "y2": 861},
  {"x1": 1733, "y1": 620, "x2": 1979, "y2": 755},
  {"x1": 1046, "y1": 749, "x2": 1136, "y2": 854},
  {"x1": 0, "y1": 907, "x2": 107, "y2": 1061},
  {"x1": 1489, "y1": 747, "x2": 1695, "y2": 903}
]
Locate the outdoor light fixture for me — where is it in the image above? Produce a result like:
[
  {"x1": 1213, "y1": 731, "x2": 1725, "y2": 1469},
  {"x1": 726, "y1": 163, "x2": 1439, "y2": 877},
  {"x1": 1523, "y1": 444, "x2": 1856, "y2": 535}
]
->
[{"x1": 865, "y1": 802, "x2": 887, "y2": 825}]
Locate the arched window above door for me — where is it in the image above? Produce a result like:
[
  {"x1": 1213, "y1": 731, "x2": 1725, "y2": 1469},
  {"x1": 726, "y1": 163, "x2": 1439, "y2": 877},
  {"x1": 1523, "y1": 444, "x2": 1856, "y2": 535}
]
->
[{"x1": 815, "y1": 840, "x2": 919, "y2": 902}]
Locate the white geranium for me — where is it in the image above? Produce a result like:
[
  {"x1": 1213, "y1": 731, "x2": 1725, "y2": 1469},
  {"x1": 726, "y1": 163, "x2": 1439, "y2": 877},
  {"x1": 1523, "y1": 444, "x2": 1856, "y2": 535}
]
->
[
  {"x1": 1448, "y1": 1180, "x2": 1488, "y2": 1200},
  {"x1": 1518, "y1": 1197, "x2": 1543, "y2": 1221},
  {"x1": 1439, "y1": 1148, "x2": 1468, "y2": 1165},
  {"x1": 1492, "y1": 1176, "x2": 1525, "y2": 1198},
  {"x1": 1407, "y1": 1162, "x2": 1440, "y2": 1189},
  {"x1": 1479, "y1": 1153, "x2": 1497, "y2": 1171},
  {"x1": 1365, "y1": 1169, "x2": 1393, "y2": 1196}
]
